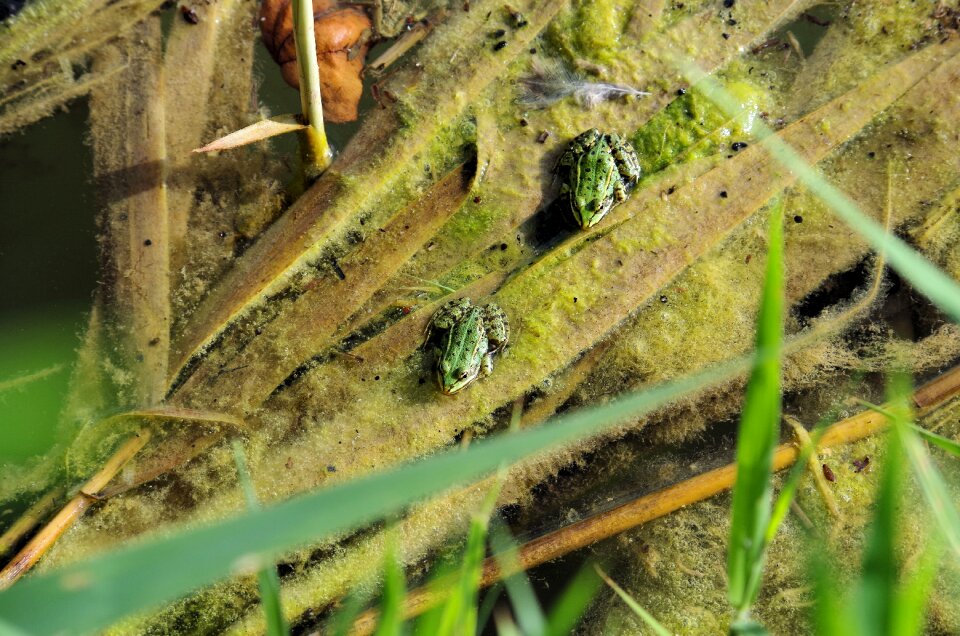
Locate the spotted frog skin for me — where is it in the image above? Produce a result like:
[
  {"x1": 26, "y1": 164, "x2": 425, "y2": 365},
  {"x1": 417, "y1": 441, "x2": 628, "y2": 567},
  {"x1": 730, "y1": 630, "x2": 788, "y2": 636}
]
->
[
  {"x1": 556, "y1": 128, "x2": 641, "y2": 229},
  {"x1": 426, "y1": 298, "x2": 509, "y2": 395}
]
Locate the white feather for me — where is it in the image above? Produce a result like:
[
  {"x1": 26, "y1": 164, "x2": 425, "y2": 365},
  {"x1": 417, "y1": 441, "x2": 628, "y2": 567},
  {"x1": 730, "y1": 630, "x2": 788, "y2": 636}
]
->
[{"x1": 517, "y1": 59, "x2": 650, "y2": 109}]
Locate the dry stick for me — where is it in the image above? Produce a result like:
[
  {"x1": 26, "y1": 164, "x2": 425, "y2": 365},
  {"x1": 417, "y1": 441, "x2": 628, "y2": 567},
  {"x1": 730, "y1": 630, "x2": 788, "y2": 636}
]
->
[
  {"x1": 0, "y1": 488, "x2": 63, "y2": 559},
  {"x1": 0, "y1": 21, "x2": 174, "y2": 588},
  {"x1": 348, "y1": 365, "x2": 960, "y2": 634},
  {"x1": 367, "y1": 21, "x2": 432, "y2": 72},
  {"x1": 0, "y1": 431, "x2": 151, "y2": 589},
  {"x1": 0, "y1": 405, "x2": 247, "y2": 585},
  {"x1": 785, "y1": 415, "x2": 841, "y2": 519}
]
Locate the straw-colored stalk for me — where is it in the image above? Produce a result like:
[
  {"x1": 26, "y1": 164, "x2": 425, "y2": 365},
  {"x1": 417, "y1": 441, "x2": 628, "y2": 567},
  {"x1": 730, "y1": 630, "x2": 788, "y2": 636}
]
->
[
  {"x1": 348, "y1": 364, "x2": 960, "y2": 634},
  {"x1": 293, "y1": 0, "x2": 333, "y2": 180}
]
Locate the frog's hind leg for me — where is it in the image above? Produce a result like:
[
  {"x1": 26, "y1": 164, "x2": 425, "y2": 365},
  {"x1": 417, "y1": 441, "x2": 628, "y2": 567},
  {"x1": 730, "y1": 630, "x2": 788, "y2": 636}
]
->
[{"x1": 482, "y1": 305, "x2": 510, "y2": 353}]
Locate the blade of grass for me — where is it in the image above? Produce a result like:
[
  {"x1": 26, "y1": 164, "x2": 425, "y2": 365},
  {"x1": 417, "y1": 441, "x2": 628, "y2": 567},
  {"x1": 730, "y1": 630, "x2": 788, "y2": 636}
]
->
[
  {"x1": 412, "y1": 556, "x2": 458, "y2": 635},
  {"x1": 594, "y1": 566, "x2": 670, "y2": 636},
  {"x1": 906, "y1": 424, "x2": 960, "y2": 458},
  {"x1": 373, "y1": 545, "x2": 405, "y2": 636},
  {"x1": 434, "y1": 480, "x2": 502, "y2": 635},
  {"x1": 727, "y1": 200, "x2": 785, "y2": 615},
  {"x1": 193, "y1": 114, "x2": 307, "y2": 153},
  {"x1": 329, "y1": 589, "x2": 370, "y2": 636},
  {"x1": 0, "y1": 617, "x2": 29, "y2": 636},
  {"x1": 350, "y1": 368, "x2": 958, "y2": 631},
  {"x1": 493, "y1": 610, "x2": 523, "y2": 636},
  {"x1": 858, "y1": 395, "x2": 960, "y2": 556},
  {"x1": 852, "y1": 425, "x2": 904, "y2": 636},
  {"x1": 489, "y1": 522, "x2": 546, "y2": 636},
  {"x1": 0, "y1": 355, "x2": 780, "y2": 634},
  {"x1": 811, "y1": 546, "x2": 848, "y2": 636},
  {"x1": 897, "y1": 423, "x2": 960, "y2": 557},
  {"x1": 679, "y1": 57, "x2": 960, "y2": 322},
  {"x1": 432, "y1": 509, "x2": 488, "y2": 635},
  {"x1": 766, "y1": 424, "x2": 826, "y2": 545},
  {"x1": 476, "y1": 582, "x2": 503, "y2": 635},
  {"x1": 765, "y1": 384, "x2": 864, "y2": 545},
  {"x1": 232, "y1": 442, "x2": 288, "y2": 636},
  {"x1": 0, "y1": 365, "x2": 65, "y2": 394},
  {"x1": 543, "y1": 563, "x2": 602, "y2": 636},
  {"x1": 892, "y1": 535, "x2": 942, "y2": 635}
]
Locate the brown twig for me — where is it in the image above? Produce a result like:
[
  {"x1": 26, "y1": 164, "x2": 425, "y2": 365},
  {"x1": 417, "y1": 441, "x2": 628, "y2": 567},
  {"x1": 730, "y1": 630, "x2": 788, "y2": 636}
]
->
[
  {"x1": 0, "y1": 430, "x2": 151, "y2": 589},
  {"x1": 0, "y1": 488, "x2": 63, "y2": 559},
  {"x1": 347, "y1": 365, "x2": 960, "y2": 634}
]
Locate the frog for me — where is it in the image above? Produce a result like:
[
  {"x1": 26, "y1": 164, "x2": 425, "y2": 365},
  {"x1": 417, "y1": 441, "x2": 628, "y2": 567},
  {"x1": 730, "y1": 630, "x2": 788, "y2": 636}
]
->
[
  {"x1": 425, "y1": 297, "x2": 509, "y2": 395},
  {"x1": 555, "y1": 128, "x2": 642, "y2": 229}
]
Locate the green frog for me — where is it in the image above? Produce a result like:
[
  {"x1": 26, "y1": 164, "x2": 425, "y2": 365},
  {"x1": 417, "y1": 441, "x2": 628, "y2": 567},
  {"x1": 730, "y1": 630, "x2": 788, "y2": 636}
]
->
[
  {"x1": 426, "y1": 298, "x2": 509, "y2": 395},
  {"x1": 556, "y1": 128, "x2": 642, "y2": 229}
]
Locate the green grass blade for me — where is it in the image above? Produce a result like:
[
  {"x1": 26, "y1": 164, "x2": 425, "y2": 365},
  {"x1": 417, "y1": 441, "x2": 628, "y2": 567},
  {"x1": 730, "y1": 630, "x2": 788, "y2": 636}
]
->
[
  {"x1": 476, "y1": 582, "x2": 503, "y2": 634},
  {"x1": 432, "y1": 479, "x2": 502, "y2": 636},
  {"x1": 679, "y1": 62, "x2": 960, "y2": 323},
  {"x1": 493, "y1": 611, "x2": 523, "y2": 636},
  {"x1": 0, "y1": 619, "x2": 29, "y2": 636},
  {"x1": 853, "y1": 395, "x2": 960, "y2": 556},
  {"x1": 489, "y1": 522, "x2": 546, "y2": 636},
  {"x1": 729, "y1": 618, "x2": 770, "y2": 635},
  {"x1": 433, "y1": 514, "x2": 487, "y2": 636},
  {"x1": 852, "y1": 427, "x2": 904, "y2": 636},
  {"x1": 898, "y1": 424, "x2": 960, "y2": 557},
  {"x1": 329, "y1": 589, "x2": 370, "y2": 636},
  {"x1": 727, "y1": 201, "x2": 785, "y2": 613},
  {"x1": 373, "y1": 545, "x2": 405, "y2": 636},
  {"x1": 766, "y1": 424, "x2": 825, "y2": 546},
  {"x1": 232, "y1": 442, "x2": 288, "y2": 636},
  {"x1": 768, "y1": 380, "x2": 865, "y2": 545},
  {"x1": 255, "y1": 569, "x2": 286, "y2": 636},
  {"x1": 892, "y1": 535, "x2": 942, "y2": 635},
  {"x1": 811, "y1": 548, "x2": 849, "y2": 636},
  {"x1": 411, "y1": 559, "x2": 455, "y2": 635},
  {"x1": 594, "y1": 566, "x2": 670, "y2": 636},
  {"x1": 0, "y1": 353, "x2": 752, "y2": 634},
  {"x1": 543, "y1": 563, "x2": 602, "y2": 636},
  {"x1": 907, "y1": 423, "x2": 960, "y2": 458}
]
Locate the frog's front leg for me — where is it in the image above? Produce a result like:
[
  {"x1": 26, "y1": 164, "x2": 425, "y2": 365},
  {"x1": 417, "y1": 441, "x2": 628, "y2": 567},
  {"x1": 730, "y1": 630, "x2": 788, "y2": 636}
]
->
[
  {"x1": 431, "y1": 298, "x2": 471, "y2": 329},
  {"x1": 425, "y1": 297, "x2": 471, "y2": 344}
]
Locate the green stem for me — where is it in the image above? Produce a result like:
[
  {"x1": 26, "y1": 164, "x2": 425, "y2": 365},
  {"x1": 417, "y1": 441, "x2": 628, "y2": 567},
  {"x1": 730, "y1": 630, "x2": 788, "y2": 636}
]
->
[{"x1": 292, "y1": 0, "x2": 333, "y2": 179}]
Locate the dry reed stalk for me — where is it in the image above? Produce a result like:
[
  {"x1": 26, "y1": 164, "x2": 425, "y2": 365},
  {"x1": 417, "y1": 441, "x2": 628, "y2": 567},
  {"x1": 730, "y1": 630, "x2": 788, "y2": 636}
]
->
[
  {"x1": 0, "y1": 431, "x2": 150, "y2": 588},
  {"x1": 347, "y1": 364, "x2": 960, "y2": 634},
  {"x1": 0, "y1": 488, "x2": 63, "y2": 558}
]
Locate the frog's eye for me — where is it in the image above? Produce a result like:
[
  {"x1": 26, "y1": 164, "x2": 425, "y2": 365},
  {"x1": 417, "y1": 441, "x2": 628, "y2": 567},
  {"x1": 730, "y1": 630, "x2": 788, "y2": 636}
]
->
[{"x1": 459, "y1": 371, "x2": 470, "y2": 380}]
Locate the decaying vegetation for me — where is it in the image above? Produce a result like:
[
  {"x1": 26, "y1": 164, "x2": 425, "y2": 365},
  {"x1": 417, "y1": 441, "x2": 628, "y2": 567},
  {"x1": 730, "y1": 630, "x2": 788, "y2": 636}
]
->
[{"x1": 1, "y1": 0, "x2": 959, "y2": 632}]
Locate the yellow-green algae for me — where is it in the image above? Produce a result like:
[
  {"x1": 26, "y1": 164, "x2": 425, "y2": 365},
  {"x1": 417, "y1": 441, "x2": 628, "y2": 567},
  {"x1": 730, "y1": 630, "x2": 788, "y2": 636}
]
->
[
  {"x1": 584, "y1": 410, "x2": 960, "y2": 635},
  {"x1": 785, "y1": 0, "x2": 945, "y2": 118},
  {"x1": 630, "y1": 79, "x2": 769, "y2": 179},
  {"x1": 0, "y1": 0, "x2": 164, "y2": 135},
  {"x1": 9, "y1": 0, "x2": 960, "y2": 633}
]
